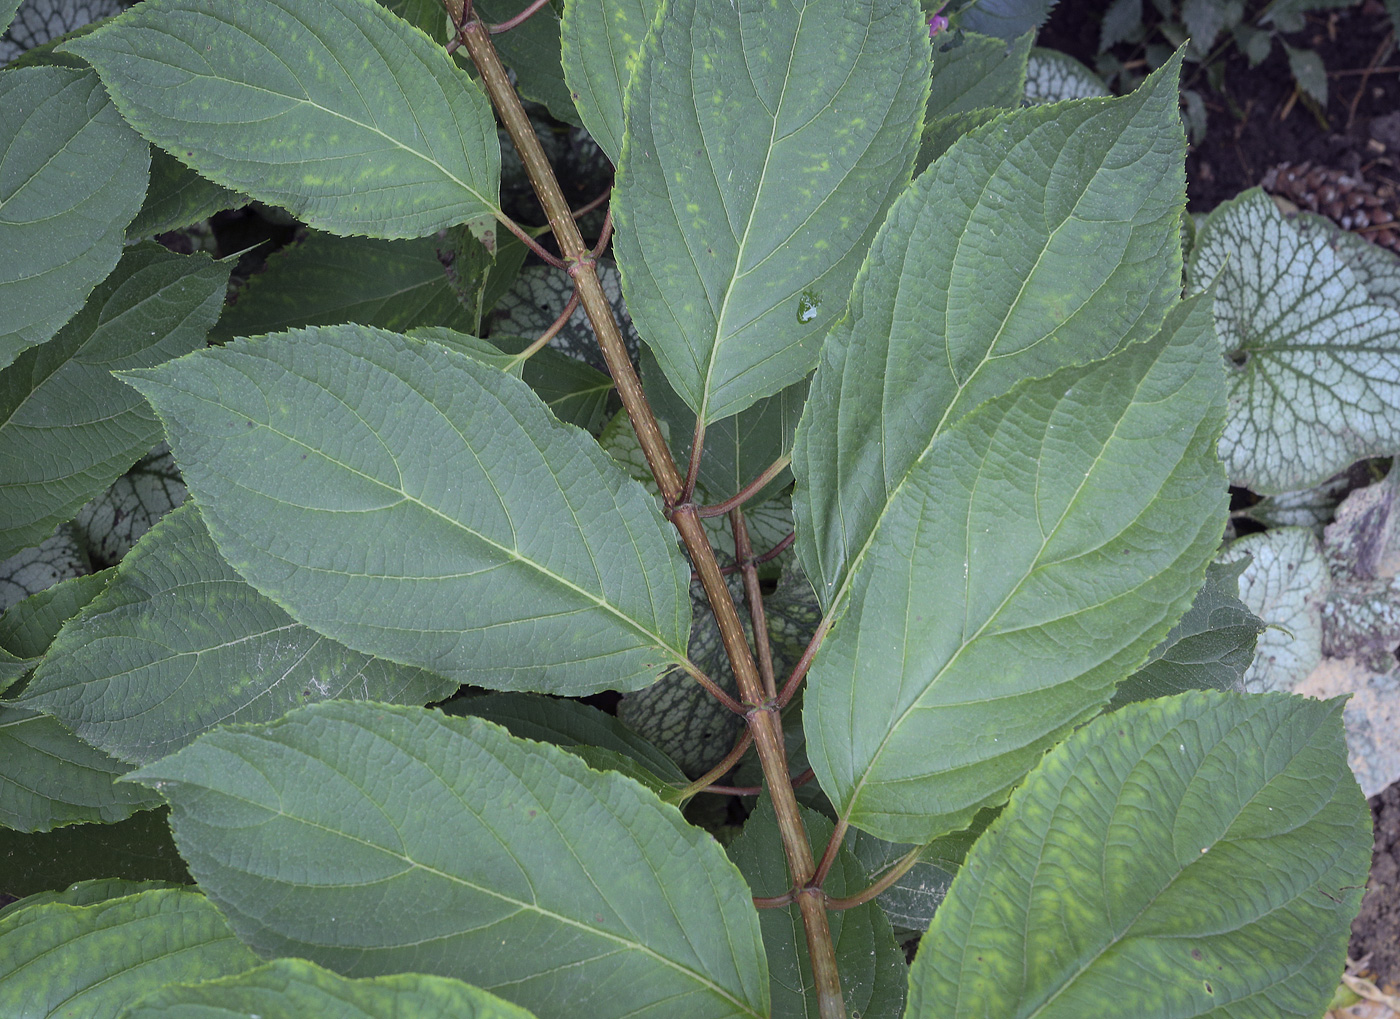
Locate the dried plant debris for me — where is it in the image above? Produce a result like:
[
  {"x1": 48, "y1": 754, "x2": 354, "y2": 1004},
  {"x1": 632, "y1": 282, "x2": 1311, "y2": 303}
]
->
[
  {"x1": 1263, "y1": 161, "x2": 1400, "y2": 256},
  {"x1": 1227, "y1": 469, "x2": 1400, "y2": 796},
  {"x1": 1241, "y1": 460, "x2": 1389, "y2": 535}
]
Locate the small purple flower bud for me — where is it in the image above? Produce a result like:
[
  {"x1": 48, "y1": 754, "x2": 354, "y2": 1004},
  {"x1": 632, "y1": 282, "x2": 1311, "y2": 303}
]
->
[{"x1": 928, "y1": 14, "x2": 948, "y2": 36}]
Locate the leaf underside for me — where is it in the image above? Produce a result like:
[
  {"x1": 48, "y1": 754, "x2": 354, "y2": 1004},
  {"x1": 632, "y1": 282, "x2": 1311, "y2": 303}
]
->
[
  {"x1": 119, "y1": 324, "x2": 691, "y2": 694},
  {"x1": 128, "y1": 702, "x2": 770, "y2": 1019}
]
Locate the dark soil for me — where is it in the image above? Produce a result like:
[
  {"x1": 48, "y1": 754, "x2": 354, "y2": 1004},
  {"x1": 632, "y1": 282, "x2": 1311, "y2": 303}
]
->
[{"x1": 1043, "y1": 0, "x2": 1400, "y2": 992}]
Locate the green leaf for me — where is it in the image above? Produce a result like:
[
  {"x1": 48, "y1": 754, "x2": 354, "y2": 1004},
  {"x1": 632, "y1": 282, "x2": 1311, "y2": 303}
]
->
[
  {"x1": 643, "y1": 348, "x2": 806, "y2": 503},
  {"x1": 490, "y1": 335, "x2": 616, "y2": 433},
  {"x1": 1219, "y1": 527, "x2": 1331, "y2": 692},
  {"x1": 66, "y1": 0, "x2": 500, "y2": 241},
  {"x1": 794, "y1": 55, "x2": 1188, "y2": 609},
  {"x1": 956, "y1": 0, "x2": 1056, "y2": 40},
  {"x1": 1111, "y1": 559, "x2": 1266, "y2": 707},
  {"x1": 906, "y1": 691, "x2": 1373, "y2": 1018},
  {"x1": 20, "y1": 503, "x2": 456, "y2": 765},
  {"x1": 927, "y1": 29, "x2": 1033, "y2": 121},
  {"x1": 0, "y1": 570, "x2": 111, "y2": 661},
  {"x1": 119, "y1": 324, "x2": 691, "y2": 694},
  {"x1": 0, "y1": 0, "x2": 21, "y2": 37},
  {"x1": 0, "y1": 242, "x2": 229, "y2": 562},
  {"x1": 614, "y1": 0, "x2": 931, "y2": 424},
  {"x1": 127, "y1": 702, "x2": 770, "y2": 1019},
  {"x1": 0, "y1": 888, "x2": 258, "y2": 1018},
  {"x1": 729, "y1": 797, "x2": 905, "y2": 1019},
  {"x1": 126, "y1": 958, "x2": 542, "y2": 1019},
  {"x1": 406, "y1": 326, "x2": 521, "y2": 370},
  {"x1": 442, "y1": 690, "x2": 688, "y2": 792},
  {"x1": 0, "y1": 66, "x2": 148, "y2": 369},
  {"x1": 0, "y1": 877, "x2": 182, "y2": 917},
  {"x1": 127, "y1": 148, "x2": 244, "y2": 240},
  {"x1": 0, "y1": 808, "x2": 189, "y2": 896},
  {"x1": 1191, "y1": 189, "x2": 1400, "y2": 493},
  {"x1": 0, "y1": 702, "x2": 160, "y2": 832},
  {"x1": 560, "y1": 0, "x2": 658, "y2": 164},
  {"x1": 0, "y1": 569, "x2": 110, "y2": 694},
  {"x1": 474, "y1": 0, "x2": 579, "y2": 128},
  {"x1": 804, "y1": 295, "x2": 1228, "y2": 843},
  {"x1": 1283, "y1": 42, "x2": 1327, "y2": 105},
  {"x1": 1023, "y1": 46, "x2": 1110, "y2": 103},
  {"x1": 214, "y1": 232, "x2": 476, "y2": 341}
]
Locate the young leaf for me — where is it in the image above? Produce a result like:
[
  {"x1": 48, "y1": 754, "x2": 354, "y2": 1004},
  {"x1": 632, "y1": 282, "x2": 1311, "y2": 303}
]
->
[
  {"x1": 0, "y1": 808, "x2": 189, "y2": 896},
  {"x1": 1, "y1": 877, "x2": 184, "y2": 916},
  {"x1": 560, "y1": 0, "x2": 658, "y2": 163},
  {"x1": 906, "y1": 691, "x2": 1372, "y2": 1018},
  {"x1": 0, "y1": 66, "x2": 148, "y2": 370},
  {"x1": 214, "y1": 232, "x2": 479, "y2": 341},
  {"x1": 119, "y1": 324, "x2": 691, "y2": 695},
  {"x1": 443, "y1": 690, "x2": 689, "y2": 792},
  {"x1": 0, "y1": 703, "x2": 160, "y2": 832},
  {"x1": 0, "y1": 888, "x2": 258, "y2": 1016},
  {"x1": 1111, "y1": 559, "x2": 1265, "y2": 707},
  {"x1": 804, "y1": 295, "x2": 1228, "y2": 844},
  {"x1": 19, "y1": 503, "x2": 457, "y2": 765},
  {"x1": 921, "y1": 27, "x2": 1032, "y2": 161},
  {"x1": 126, "y1": 702, "x2": 770, "y2": 1019},
  {"x1": 794, "y1": 55, "x2": 1188, "y2": 609},
  {"x1": 1190, "y1": 189, "x2": 1400, "y2": 493},
  {"x1": 729, "y1": 797, "x2": 906, "y2": 1019},
  {"x1": 0, "y1": 242, "x2": 229, "y2": 562},
  {"x1": 127, "y1": 148, "x2": 244, "y2": 240},
  {"x1": 613, "y1": 0, "x2": 931, "y2": 424},
  {"x1": 956, "y1": 0, "x2": 1056, "y2": 40},
  {"x1": 66, "y1": 0, "x2": 500, "y2": 241},
  {"x1": 126, "y1": 958, "x2": 541, "y2": 1019}
]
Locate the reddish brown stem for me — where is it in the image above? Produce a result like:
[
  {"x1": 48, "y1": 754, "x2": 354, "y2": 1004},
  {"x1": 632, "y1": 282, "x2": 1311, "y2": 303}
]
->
[
  {"x1": 732, "y1": 509, "x2": 777, "y2": 701},
  {"x1": 488, "y1": 0, "x2": 552, "y2": 33},
  {"x1": 698, "y1": 454, "x2": 792, "y2": 518},
  {"x1": 824, "y1": 845, "x2": 923, "y2": 911},
  {"x1": 678, "y1": 729, "x2": 755, "y2": 800},
  {"x1": 512, "y1": 288, "x2": 579, "y2": 361},
  {"x1": 811, "y1": 817, "x2": 848, "y2": 888}
]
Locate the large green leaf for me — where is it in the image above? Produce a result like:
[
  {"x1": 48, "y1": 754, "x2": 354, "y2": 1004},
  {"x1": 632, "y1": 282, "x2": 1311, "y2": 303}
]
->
[
  {"x1": 66, "y1": 0, "x2": 500, "y2": 241},
  {"x1": 1189, "y1": 187, "x2": 1400, "y2": 493},
  {"x1": 559, "y1": 0, "x2": 657, "y2": 164},
  {"x1": 795, "y1": 58, "x2": 1187, "y2": 615},
  {"x1": 0, "y1": 808, "x2": 189, "y2": 896},
  {"x1": 126, "y1": 702, "x2": 770, "y2": 1019},
  {"x1": 906, "y1": 691, "x2": 1372, "y2": 1018},
  {"x1": 0, "y1": 243, "x2": 229, "y2": 562},
  {"x1": 119, "y1": 324, "x2": 691, "y2": 694},
  {"x1": 214, "y1": 231, "x2": 476, "y2": 341},
  {"x1": 0, "y1": 0, "x2": 21, "y2": 37},
  {"x1": 0, "y1": 66, "x2": 148, "y2": 369},
  {"x1": 19, "y1": 503, "x2": 456, "y2": 764},
  {"x1": 804, "y1": 295, "x2": 1228, "y2": 844},
  {"x1": 729, "y1": 797, "x2": 905, "y2": 1019},
  {"x1": 613, "y1": 0, "x2": 930, "y2": 424},
  {"x1": 126, "y1": 958, "x2": 540, "y2": 1019},
  {"x1": 0, "y1": 888, "x2": 258, "y2": 1018},
  {"x1": 0, "y1": 703, "x2": 160, "y2": 832}
]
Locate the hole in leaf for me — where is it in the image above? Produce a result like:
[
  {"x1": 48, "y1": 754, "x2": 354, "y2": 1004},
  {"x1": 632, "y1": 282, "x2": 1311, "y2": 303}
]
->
[{"x1": 1227, "y1": 350, "x2": 1249, "y2": 368}]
